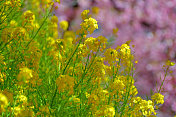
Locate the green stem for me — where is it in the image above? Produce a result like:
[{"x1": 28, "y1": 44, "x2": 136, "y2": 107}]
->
[
  {"x1": 0, "y1": 7, "x2": 14, "y2": 25},
  {"x1": 120, "y1": 55, "x2": 133, "y2": 116},
  {"x1": 25, "y1": 9, "x2": 52, "y2": 48},
  {"x1": 62, "y1": 38, "x2": 82, "y2": 75},
  {"x1": 158, "y1": 67, "x2": 169, "y2": 93},
  {"x1": 74, "y1": 45, "x2": 100, "y2": 89},
  {"x1": 50, "y1": 86, "x2": 58, "y2": 107},
  {"x1": 51, "y1": 37, "x2": 83, "y2": 108}
]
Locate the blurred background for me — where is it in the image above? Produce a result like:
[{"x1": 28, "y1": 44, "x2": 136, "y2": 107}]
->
[{"x1": 54, "y1": 0, "x2": 176, "y2": 116}]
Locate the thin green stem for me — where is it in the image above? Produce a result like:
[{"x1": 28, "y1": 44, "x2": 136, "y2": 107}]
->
[
  {"x1": 120, "y1": 55, "x2": 133, "y2": 116},
  {"x1": 0, "y1": 6, "x2": 6, "y2": 18},
  {"x1": 0, "y1": 7, "x2": 14, "y2": 25},
  {"x1": 50, "y1": 86, "x2": 58, "y2": 107},
  {"x1": 62, "y1": 38, "x2": 82, "y2": 75},
  {"x1": 158, "y1": 67, "x2": 169, "y2": 93},
  {"x1": 25, "y1": 9, "x2": 52, "y2": 48},
  {"x1": 74, "y1": 45, "x2": 100, "y2": 89}
]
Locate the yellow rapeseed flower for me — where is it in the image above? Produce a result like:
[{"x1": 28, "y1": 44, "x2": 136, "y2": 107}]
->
[
  {"x1": 81, "y1": 10, "x2": 90, "y2": 20},
  {"x1": 55, "y1": 0, "x2": 60, "y2": 4},
  {"x1": 12, "y1": 106, "x2": 22, "y2": 116},
  {"x1": 140, "y1": 100, "x2": 156, "y2": 116},
  {"x1": 151, "y1": 93, "x2": 164, "y2": 104},
  {"x1": 166, "y1": 60, "x2": 175, "y2": 66},
  {"x1": 22, "y1": 10, "x2": 35, "y2": 24},
  {"x1": 103, "y1": 105, "x2": 115, "y2": 117},
  {"x1": 92, "y1": 6, "x2": 99, "y2": 14},
  {"x1": 51, "y1": 15, "x2": 58, "y2": 23},
  {"x1": 59, "y1": 20, "x2": 69, "y2": 31},
  {"x1": 56, "y1": 75, "x2": 75, "y2": 95},
  {"x1": 17, "y1": 95, "x2": 28, "y2": 105},
  {"x1": 85, "y1": 37, "x2": 99, "y2": 52},
  {"x1": 0, "y1": 93, "x2": 8, "y2": 113},
  {"x1": 120, "y1": 43, "x2": 131, "y2": 57},
  {"x1": 63, "y1": 31, "x2": 75, "y2": 46},
  {"x1": 10, "y1": 20, "x2": 18, "y2": 27},
  {"x1": 69, "y1": 96, "x2": 80, "y2": 106},
  {"x1": 104, "y1": 48, "x2": 118, "y2": 65},
  {"x1": 17, "y1": 67, "x2": 33, "y2": 83},
  {"x1": 79, "y1": 17, "x2": 98, "y2": 34},
  {"x1": 113, "y1": 28, "x2": 118, "y2": 36}
]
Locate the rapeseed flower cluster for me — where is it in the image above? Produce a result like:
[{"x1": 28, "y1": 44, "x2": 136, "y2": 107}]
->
[
  {"x1": 151, "y1": 93, "x2": 164, "y2": 104},
  {"x1": 0, "y1": 0, "x2": 173, "y2": 116},
  {"x1": 78, "y1": 13, "x2": 98, "y2": 35}
]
